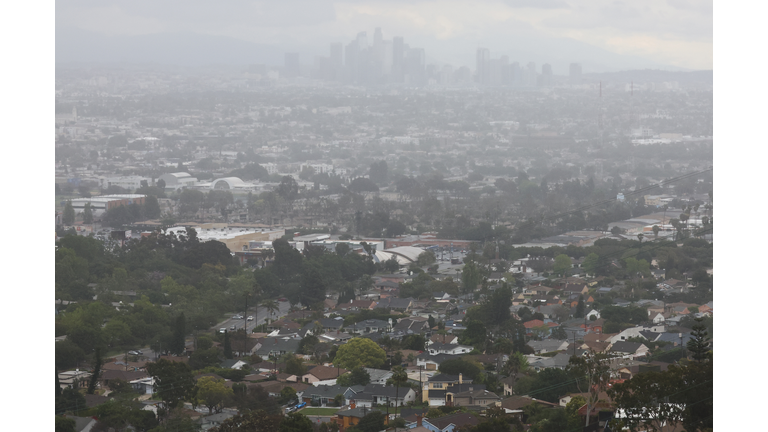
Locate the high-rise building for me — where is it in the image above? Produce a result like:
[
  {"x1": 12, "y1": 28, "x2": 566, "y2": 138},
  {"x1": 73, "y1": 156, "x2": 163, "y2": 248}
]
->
[
  {"x1": 284, "y1": 53, "x2": 300, "y2": 77},
  {"x1": 330, "y1": 43, "x2": 343, "y2": 68},
  {"x1": 569, "y1": 63, "x2": 582, "y2": 84},
  {"x1": 392, "y1": 36, "x2": 405, "y2": 83},
  {"x1": 526, "y1": 62, "x2": 537, "y2": 87},
  {"x1": 476, "y1": 48, "x2": 490, "y2": 85},
  {"x1": 541, "y1": 63, "x2": 553, "y2": 87}
]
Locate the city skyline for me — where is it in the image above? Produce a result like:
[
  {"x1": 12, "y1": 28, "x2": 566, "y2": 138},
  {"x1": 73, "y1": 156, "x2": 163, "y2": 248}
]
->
[{"x1": 56, "y1": 1, "x2": 712, "y2": 71}]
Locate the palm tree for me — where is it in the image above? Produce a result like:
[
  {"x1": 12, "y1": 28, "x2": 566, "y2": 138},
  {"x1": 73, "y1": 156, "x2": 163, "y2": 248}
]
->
[
  {"x1": 261, "y1": 300, "x2": 279, "y2": 325},
  {"x1": 652, "y1": 225, "x2": 660, "y2": 239},
  {"x1": 636, "y1": 233, "x2": 644, "y2": 243},
  {"x1": 387, "y1": 366, "x2": 409, "y2": 411},
  {"x1": 503, "y1": 352, "x2": 529, "y2": 396}
]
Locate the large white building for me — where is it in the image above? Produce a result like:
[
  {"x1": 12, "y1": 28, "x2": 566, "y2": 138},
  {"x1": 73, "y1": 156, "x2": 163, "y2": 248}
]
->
[
  {"x1": 70, "y1": 194, "x2": 147, "y2": 216},
  {"x1": 158, "y1": 172, "x2": 197, "y2": 190},
  {"x1": 104, "y1": 176, "x2": 150, "y2": 191}
]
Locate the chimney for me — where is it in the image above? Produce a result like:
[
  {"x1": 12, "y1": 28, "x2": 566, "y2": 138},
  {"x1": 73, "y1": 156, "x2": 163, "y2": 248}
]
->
[
  {"x1": 459, "y1": 373, "x2": 463, "y2": 384},
  {"x1": 416, "y1": 414, "x2": 422, "y2": 427}
]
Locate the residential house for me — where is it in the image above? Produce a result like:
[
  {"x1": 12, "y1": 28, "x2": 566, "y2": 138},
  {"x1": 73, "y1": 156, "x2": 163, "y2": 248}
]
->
[
  {"x1": 527, "y1": 339, "x2": 569, "y2": 355},
  {"x1": 428, "y1": 334, "x2": 459, "y2": 346},
  {"x1": 393, "y1": 317, "x2": 431, "y2": 335},
  {"x1": 58, "y1": 370, "x2": 92, "y2": 390},
  {"x1": 416, "y1": 353, "x2": 456, "y2": 371},
  {"x1": 254, "y1": 336, "x2": 301, "y2": 361},
  {"x1": 451, "y1": 388, "x2": 501, "y2": 408},
  {"x1": 336, "y1": 299, "x2": 378, "y2": 311},
  {"x1": 375, "y1": 296, "x2": 413, "y2": 312},
  {"x1": 301, "y1": 365, "x2": 349, "y2": 386},
  {"x1": 334, "y1": 407, "x2": 387, "y2": 431},
  {"x1": 500, "y1": 396, "x2": 559, "y2": 421},
  {"x1": 561, "y1": 283, "x2": 589, "y2": 297},
  {"x1": 427, "y1": 343, "x2": 473, "y2": 356},
  {"x1": 423, "y1": 374, "x2": 471, "y2": 406},
  {"x1": 419, "y1": 412, "x2": 479, "y2": 432},
  {"x1": 219, "y1": 359, "x2": 248, "y2": 370},
  {"x1": 363, "y1": 368, "x2": 394, "y2": 385},
  {"x1": 351, "y1": 383, "x2": 417, "y2": 407},
  {"x1": 302, "y1": 384, "x2": 355, "y2": 406},
  {"x1": 609, "y1": 341, "x2": 650, "y2": 359},
  {"x1": 528, "y1": 352, "x2": 572, "y2": 371},
  {"x1": 346, "y1": 319, "x2": 391, "y2": 335}
]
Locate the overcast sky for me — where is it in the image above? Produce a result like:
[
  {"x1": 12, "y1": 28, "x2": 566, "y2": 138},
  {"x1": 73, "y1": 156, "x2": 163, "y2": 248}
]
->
[{"x1": 56, "y1": 0, "x2": 712, "y2": 70}]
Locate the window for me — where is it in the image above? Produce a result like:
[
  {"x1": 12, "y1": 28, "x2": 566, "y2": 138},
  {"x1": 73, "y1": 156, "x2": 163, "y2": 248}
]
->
[{"x1": 433, "y1": 383, "x2": 443, "y2": 389}]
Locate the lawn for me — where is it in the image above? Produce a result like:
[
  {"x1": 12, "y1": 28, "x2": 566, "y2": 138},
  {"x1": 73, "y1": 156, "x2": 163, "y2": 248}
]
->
[{"x1": 299, "y1": 407, "x2": 341, "y2": 416}]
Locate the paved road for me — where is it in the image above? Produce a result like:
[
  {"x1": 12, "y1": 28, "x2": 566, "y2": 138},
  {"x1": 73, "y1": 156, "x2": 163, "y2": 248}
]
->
[{"x1": 214, "y1": 299, "x2": 292, "y2": 334}]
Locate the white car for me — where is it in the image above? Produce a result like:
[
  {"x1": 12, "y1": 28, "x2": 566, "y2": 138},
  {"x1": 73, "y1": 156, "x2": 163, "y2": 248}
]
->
[
  {"x1": 219, "y1": 328, "x2": 227, "y2": 333},
  {"x1": 247, "y1": 316, "x2": 254, "y2": 321}
]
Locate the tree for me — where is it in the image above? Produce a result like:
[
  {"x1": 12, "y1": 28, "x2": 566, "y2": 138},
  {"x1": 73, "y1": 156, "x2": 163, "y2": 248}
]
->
[
  {"x1": 333, "y1": 337, "x2": 387, "y2": 369},
  {"x1": 383, "y1": 256, "x2": 400, "y2": 273},
  {"x1": 56, "y1": 387, "x2": 86, "y2": 414},
  {"x1": 575, "y1": 295, "x2": 585, "y2": 318},
  {"x1": 337, "y1": 366, "x2": 371, "y2": 387},
  {"x1": 567, "y1": 351, "x2": 611, "y2": 428},
  {"x1": 582, "y1": 253, "x2": 599, "y2": 276},
  {"x1": 87, "y1": 347, "x2": 102, "y2": 394},
  {"x1": 503, "y1": 352, "x2": 529, "y2": 395},
  {"x1": 82, "y1": 203, "x2": 93, "y2": 224},
  {"x1": 686, "y1": 317, "x2": 711, "y2": 362},
  {"x1": 145, "y1": 195, "x2": 161, "y2": 219},
  {"x1": 652, "y1": 225, "x2": 660, "y2": 239},
  {"x1": 170, "y1": 313, "x2": 186, "y2": 355},
  {"x1": 352, "y1": 411, "x2": 387, "y2": 432},
  {"x1": 197, "y1": 376, "x2": 234, "y2": 414},
  {"x1": 223, "y1": 330, "x2": 233, "y2": 359},
  {"x1": 285, "y1": 355, "x2": 307, "y2": 376},
  {"x1": 146, "y1": 359, "x2": 196, "y2": 412},
  {"x1": 63, "y1": 200, "x2": 75, "y2": 225},
  {"x1": 553, "y1": 254, "x2": 572, "y2": 277},
  {"x1": 280, "y1": 412, "x2": 314, "y2": 432},
  {"x1": 387, "y1": 366, "x2": 409, "y2": 407},
  {"x1": 208, "y1": 409, "x2": 282, "y2": 432},
  {"x1": 157, "y1": 178, "x2": 166, "y2": 189},
  {"x1": 276, "y1": 175, "x2": 299, "y2": 201},
  {"x1": 438, "y1": 358, "x2": 482, "y2": 381},
  {"x1": 461, "y1": 260, "x2": 482, "y2": 294},
  {"x1": 55, "y1": 416, "x2": 76, "y2": 432}
]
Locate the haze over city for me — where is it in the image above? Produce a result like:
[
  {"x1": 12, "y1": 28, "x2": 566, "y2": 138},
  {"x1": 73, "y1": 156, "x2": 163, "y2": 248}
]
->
[{"x1": 50, "y1": 2, "x2": 718, "y2": 432}]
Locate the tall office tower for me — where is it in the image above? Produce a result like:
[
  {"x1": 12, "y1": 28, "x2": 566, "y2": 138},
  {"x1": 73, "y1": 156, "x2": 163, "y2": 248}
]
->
[
  {"x1": 489, "y1": 59, "x2": 502, "y2": 86},
  {"x1": 392, "y1": 36, "x2": 404, "y2": 82},
  {"x1": 454, "y1": 66, "x2": 472, "y2": 85},
  {"x1": 569, "y1": 63, "x2": 582, "y2": 84},
  {"x1": 373, "y1": 27, "x2": 383, "y2": 48},
  {"x1": 405, "y1": 48, "x2": 426, "y2": 85},
  {"x1": 345, "y1": 41, "x2": 359, "y2": 83},
  {"x1": 330, "y1": 43, "x2": 343, "y2": 68},
  {"x1": 476, "y1": 48, "x2": 490, "y2": 85},
  {"x1": 509, "y1": 61, "x2": 521, "y2": 86},
  {"x1": 284, "y1": 53, "x2": 300, "y2": 77},
  {"x1": 440, "y1": 65, "x2": 454, "y2": 85},
  {"x1": 382, "y1": 40, "x2": 393, "y2": 76},
  {"x1": 526, "y1": 62, "x2": 537, "y2": 87},
  {"x1": 541, "y1": 63, "x2": 553, "y2": 86},
  {"x1": 499, "y1": 55, "x2": 511, "y2": 85},
  {"x1": 357, "y1": 31, "x2": 368, "y2": 49}
]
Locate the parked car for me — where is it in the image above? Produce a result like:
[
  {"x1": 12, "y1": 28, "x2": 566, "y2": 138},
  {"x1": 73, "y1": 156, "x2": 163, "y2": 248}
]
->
[
  {"x1": 128, "y1": 350, "x2": 142, "y2": 356},
  {"x1": 219, "y1": 328, "x2": 227, "y2": 333}
]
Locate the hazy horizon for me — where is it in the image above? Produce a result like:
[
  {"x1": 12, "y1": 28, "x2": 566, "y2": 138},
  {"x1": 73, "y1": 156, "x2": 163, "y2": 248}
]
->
[{"x1": 56, "y1": 1, "x2": 712, "y2": 73}]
